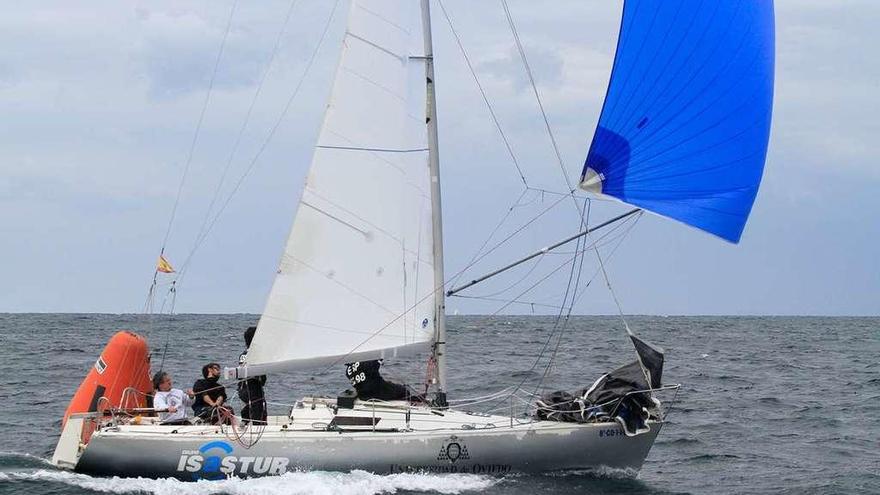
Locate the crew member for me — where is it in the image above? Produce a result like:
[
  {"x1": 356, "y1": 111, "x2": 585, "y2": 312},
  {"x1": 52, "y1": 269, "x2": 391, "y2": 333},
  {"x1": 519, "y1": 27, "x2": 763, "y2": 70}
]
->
[
  {"x1": 344, "y1": 360, "x2": 421, "y2": 401},
  {"x1": 238, "y1": 326, "x2": 268, "y2": 424},
  {"x1": 152, "y1": 371, "x2": 194, "y2": 425},
  {"x1": 192, "y1": 362, "x2": 231, "y2": 424}
]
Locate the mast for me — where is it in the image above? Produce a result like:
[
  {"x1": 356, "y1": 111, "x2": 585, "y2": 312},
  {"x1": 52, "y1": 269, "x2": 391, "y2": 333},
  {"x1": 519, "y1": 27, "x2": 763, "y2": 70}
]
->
[{"x1": 421, "y1": 0, "x2": 448, "y2": 407}]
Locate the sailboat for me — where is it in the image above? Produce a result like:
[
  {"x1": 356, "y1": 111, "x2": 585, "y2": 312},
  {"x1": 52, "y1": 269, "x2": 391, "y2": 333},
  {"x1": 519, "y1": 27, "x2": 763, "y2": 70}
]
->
[{"x1": 51, "y1": 0, "x2": 775, "y2": 479}]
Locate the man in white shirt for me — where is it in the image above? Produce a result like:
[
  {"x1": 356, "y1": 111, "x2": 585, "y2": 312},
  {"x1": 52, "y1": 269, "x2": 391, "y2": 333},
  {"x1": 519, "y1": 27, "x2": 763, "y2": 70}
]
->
[{"x1": 152, "y1": 371, "x2": 195, "y2": 425}]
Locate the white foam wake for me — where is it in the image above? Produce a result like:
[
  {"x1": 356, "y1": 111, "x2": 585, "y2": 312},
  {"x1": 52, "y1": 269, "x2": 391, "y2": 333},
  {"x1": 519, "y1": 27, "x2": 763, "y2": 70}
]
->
[{"x1": 0, "y1": 469, "x2": 501, "y2": 494}]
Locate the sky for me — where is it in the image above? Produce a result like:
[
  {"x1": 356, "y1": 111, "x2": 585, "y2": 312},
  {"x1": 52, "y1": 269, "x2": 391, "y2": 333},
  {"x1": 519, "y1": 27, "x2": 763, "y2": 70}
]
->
[{"x1": 0, "y1": 0, "x2": 877, "y2": 316}]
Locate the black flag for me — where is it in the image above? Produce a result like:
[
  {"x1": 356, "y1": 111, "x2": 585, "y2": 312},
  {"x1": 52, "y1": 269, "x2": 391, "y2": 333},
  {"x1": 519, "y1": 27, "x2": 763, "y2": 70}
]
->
[{"x1": 628, "y1": 331, "x2": 664, "y2": 389}]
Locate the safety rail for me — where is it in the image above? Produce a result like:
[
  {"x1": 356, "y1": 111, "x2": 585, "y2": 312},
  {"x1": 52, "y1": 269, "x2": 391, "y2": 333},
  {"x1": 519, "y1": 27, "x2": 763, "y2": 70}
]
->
[{"x1": 118, "y1": 386, "x2": 152, "y2": 411}]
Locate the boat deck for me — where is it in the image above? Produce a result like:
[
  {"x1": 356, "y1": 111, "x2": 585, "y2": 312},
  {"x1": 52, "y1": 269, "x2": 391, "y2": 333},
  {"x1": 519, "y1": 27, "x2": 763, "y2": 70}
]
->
[{"x1": 105, "y1": 397, "x2": 573, "y2": 438}]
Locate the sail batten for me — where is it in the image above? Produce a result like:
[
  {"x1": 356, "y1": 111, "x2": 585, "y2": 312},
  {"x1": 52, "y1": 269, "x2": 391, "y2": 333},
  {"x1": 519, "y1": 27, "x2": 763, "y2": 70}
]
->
[
  {"x1": 581, "y1": 0, "x2": 775, "y2": 243},
  {"x1": 241, "y1": 0, "x2": 435, "y2": 375}
]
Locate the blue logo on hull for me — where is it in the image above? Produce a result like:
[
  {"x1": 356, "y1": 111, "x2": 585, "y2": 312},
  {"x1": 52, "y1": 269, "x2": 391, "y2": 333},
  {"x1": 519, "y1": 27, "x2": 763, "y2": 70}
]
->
[{"x1": 177, "y1": 439, "x2": 290, "y2": 479}]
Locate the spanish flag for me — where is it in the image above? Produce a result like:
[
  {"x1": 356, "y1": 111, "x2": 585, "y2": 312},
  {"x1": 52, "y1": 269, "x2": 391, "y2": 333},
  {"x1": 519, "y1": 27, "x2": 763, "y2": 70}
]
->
[{"x1": 157, "y1": 255, "x2": 175, "y2": 274}]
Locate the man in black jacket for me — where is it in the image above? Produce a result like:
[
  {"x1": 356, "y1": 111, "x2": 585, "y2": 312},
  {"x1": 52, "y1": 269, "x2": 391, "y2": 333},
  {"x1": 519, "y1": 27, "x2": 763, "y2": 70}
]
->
[
  {"x1": 192, "y1": 362, "x2": 231, "y2": 424},
  {"x1": 238, "y1": 326, "x2": 267, "y2": 424},
  {"x1": 344, "y1": 360, "x2": 418, "y2": 401}
]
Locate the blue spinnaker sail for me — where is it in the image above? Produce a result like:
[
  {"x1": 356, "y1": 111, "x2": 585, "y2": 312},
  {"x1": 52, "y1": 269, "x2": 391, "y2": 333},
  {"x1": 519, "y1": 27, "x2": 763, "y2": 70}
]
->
[{"x1": 581, "y1": 1, "x2": 775, "y2": 243}]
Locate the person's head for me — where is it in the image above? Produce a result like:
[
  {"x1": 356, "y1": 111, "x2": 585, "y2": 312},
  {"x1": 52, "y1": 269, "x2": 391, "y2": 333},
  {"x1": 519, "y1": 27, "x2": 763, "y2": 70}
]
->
[
  {"x1": 153, "y1": 371, "x2": 172, "y2": 392},
  {"x1": 244, "y1": 326, "x2": 257, "y2": 348},
  {"x1": 202, "y1": 362, "x2": 221, "y2": 379}
]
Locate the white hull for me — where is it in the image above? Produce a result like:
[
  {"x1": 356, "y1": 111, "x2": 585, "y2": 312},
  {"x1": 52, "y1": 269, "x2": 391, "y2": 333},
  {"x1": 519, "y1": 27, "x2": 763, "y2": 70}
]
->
[{"x1": 56, "y1": 399, "x2": 662, "y2": 479}]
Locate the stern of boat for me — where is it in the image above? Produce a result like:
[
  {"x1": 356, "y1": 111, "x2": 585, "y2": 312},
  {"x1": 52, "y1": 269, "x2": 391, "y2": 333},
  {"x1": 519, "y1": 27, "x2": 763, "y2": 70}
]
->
[{"x1": 52, "y1": 412, "x2": 100, "y2": 470}]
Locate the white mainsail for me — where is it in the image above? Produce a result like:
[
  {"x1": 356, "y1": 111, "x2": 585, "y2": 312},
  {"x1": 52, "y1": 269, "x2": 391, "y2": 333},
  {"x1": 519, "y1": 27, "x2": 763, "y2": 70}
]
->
[{"x1": 239, "y1": 0, "x2": 437, "y2": 376}]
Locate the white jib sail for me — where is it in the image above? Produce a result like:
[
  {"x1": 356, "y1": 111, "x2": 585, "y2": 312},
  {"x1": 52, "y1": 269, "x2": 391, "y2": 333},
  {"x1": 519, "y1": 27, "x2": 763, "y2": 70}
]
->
[{"x1": 239, "y1": 0, "x2": 436, "y2": 376}]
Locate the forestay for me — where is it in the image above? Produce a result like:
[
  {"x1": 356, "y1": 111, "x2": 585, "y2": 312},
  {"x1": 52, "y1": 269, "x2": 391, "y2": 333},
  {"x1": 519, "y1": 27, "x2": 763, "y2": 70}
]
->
[
  {"x1": 580, "y1": 1, "x2": 775, "y2": 243},
  {"x1": 239, "y1": 0, "x2": 436, "y2": 376}
]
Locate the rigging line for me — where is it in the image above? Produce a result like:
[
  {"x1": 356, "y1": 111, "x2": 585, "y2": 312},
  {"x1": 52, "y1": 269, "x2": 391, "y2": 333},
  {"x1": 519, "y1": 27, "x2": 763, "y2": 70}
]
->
[
  {"x1": 170, "y1": 0, "x2": 342, "y2": 289},
  {"x1": 304, "y1": 205, "x2": 593, "y2": 378},
  {"x1": 186, "y1": 0, "x2": 303, "y2": 269},
  {"x1": 146, "y1": 0, "x2": 238, "y2": 317},
  {"x1": 160, "y1": 0, "x2": 239, "y2": 252},
  {"x1": 524, "y1": 211, "x2": 640, "y2": 307},
  {"x1": 526, "y1": 211, "x2": 638, "y2": 310},
  {"x1": 142, "y1": 273, "x2": 158, "y2": 314},
  {"x1": 450, "y1": 216, "x2": 619, "y2": 396},
  {"x1": 500, "y1": 0, "x2": 581, "y2": 215},
  {"x1": 449, "y1": 190, "x2": 571, "y2": 290},
  {"x1": 592, "y1": 217, "x2": 634, "y2": 334},
  {"x1": 447, "y1": 189, "x2": 528, "y2": 288},
  {"x1": 596, "y1": 243, "x2": 630, "y2": 332},
  {"x1": 525, "y1": 186, "x2": 593, "y2": 199},
  {"x1": 447, "y1": 208, "x2": 640, "y2": 297},
  {"x1": 437, "y1": 0, "x2": 527, "y2": 187},
  {"x1": 464, "y1": 254, "x2": 545, "y2": 299},
  {"x1": 484, "y1": 205, "x2": 633, "y2": 412},
  {"x1": 298, "y1": 204, "x2": 620, "y2": 380},
  {"x1": 516, "y1": 212, "x2": 638, "y2": 312},
  {"x1": 511, "y1": 188, "x2": 544, "y2": 209},
  {"x1": 529, "y1": 217, "x2": 589, "y2": 401},
  {"x1": 487, "y1": 215, "x2": 627, "y2": 317},
  {"x1": 571, "y1": 211, "x2": 641, "y2": 308},
  {"x1": 480, "y1": 278, "x2": 570, "y2": 412},
  {"x1": 487, "y1": 208, "x2": 631, "y2": 404},
  {"x1": 533, "y1": 199, "x2": 591, "y2": 395}
]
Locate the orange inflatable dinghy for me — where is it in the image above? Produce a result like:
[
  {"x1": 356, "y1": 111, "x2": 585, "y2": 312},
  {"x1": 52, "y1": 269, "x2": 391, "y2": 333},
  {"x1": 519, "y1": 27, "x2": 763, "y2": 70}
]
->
[{"x1": 62, "y1": 331, "x2": 153, "y2": 426}]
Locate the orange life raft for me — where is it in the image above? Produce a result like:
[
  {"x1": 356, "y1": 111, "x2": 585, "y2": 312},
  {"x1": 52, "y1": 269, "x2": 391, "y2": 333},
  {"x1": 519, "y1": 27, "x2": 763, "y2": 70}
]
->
[{"x1": 62, "y1": 331, "x2": 153, "y2": 426}]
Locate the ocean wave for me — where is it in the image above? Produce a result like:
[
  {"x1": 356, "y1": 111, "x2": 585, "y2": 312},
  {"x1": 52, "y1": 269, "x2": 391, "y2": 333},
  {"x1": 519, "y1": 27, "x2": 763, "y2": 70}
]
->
[
  {"x1": 0, "y1": 451, "x2": 54, "y2": 469},
  {"x1": 676, "y1": 453, "x2": 741, "y2": 463},
  {"x1": 656, "y1": 437, "x2": 702, "y2": 446},
  {"x1": 0, "y1": 469, "x2": 500, "y2": 495}
]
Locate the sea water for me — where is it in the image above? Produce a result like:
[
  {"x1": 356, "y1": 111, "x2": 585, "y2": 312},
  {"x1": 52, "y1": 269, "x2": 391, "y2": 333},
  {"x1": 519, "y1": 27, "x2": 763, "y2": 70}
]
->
[{"x1": 0, "y1": 314, "x2": 877, "y2": 494}]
